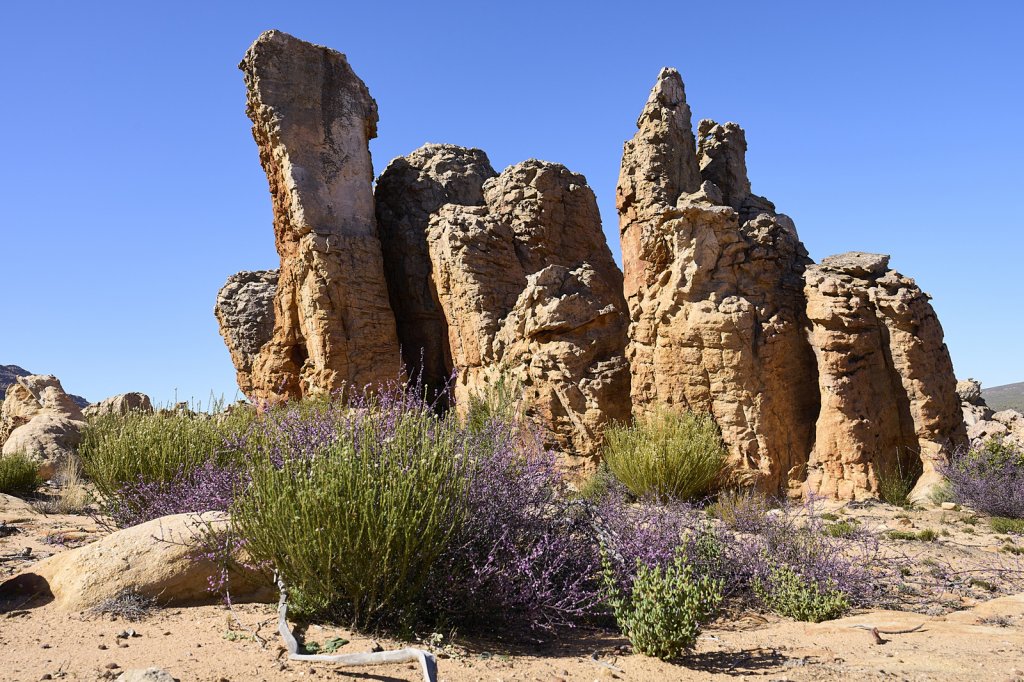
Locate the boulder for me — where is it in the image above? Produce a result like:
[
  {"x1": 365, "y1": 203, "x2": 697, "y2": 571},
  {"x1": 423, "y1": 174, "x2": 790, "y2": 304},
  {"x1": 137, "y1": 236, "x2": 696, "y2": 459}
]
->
[
  {"x1": 428, "y1": 160, "x2": 630, "y2": 473},
  {"x1": 214, "y1": 270, "x2": 278, "y2": 396},
  {"x1": 376, "y1": 144, "x2": 497, "y2": 397},
  {"x1": 2, "y1": 414, "x2": 83, "y2": 479},
  {"x1": 617, "y1": 68, "x2": 819, "y2": 494},
  {"x1": 83, "y1": 392, "x2": 154, "y2": 418},
  {"x1": 235, "y1": 30, "x2": 401, "y2": 401},
  {"x1": 803, "y1": 253, "x2": 967, "y2": 501},
  {"x1": 1, "y1": 374, "x2": 84, "y2": 442},
  {"x1": 956, "y1": 378, "x2": 985, "y2": 406},
  {"x1": 0, "y1": 512, "x2": 274, "y2": 611}
]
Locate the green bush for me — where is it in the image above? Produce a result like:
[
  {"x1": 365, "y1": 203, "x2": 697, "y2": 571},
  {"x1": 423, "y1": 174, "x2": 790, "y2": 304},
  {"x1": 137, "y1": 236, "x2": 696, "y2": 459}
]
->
[
  {"x1": 991, "y1": 517, "x2": 1024, "y2": 534},
  {"x1": 231, "y1": 400, "x2": 470, "y2": 629},
  {"x1": 601, "y1": 549, "x2": 722, "y2": 660},
  {"x1": 0, "y1": 452, "x2": 41, "y2": 497},
  {"x1": 80, "y1": 409, "x2": 255, "y2": 501},
  {"x1": 603, "y1": 410, "x2": 727, "y2": 501},
  {"x1": 754, "y1": 565, "x2": 849, "y2": 622}
]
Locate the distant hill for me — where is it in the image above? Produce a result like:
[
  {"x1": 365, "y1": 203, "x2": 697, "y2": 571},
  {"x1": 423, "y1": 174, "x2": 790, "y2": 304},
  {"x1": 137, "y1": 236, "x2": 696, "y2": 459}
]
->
[
  {"x1": 0, "y1": 364, "x2": 89, "y2": 408},
  {"x1": 982, "y1": 381, "x2": 1024, "y2": 413}
]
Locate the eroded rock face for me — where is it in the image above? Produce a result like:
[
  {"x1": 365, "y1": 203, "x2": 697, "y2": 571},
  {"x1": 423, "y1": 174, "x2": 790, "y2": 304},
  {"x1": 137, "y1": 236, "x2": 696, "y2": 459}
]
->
[
  {"x1": 428, "y1": 160, "x2": 630, "y2": 472},
  {"x1": 617, "y1": 69, "x2": 819, "y2": 494},
  {"x1": 2, "y1": 415, "x2": 83, "y2": 480},
  {"x1": 214, "y1": 270, "x2": 278, "y2": 396},
  {"x1": 375, "y1": 144, "x2": 497, "y2": 396},
  {"x1": 804, "y1": 253, "x2": 967, "y2": 501},
  {"x1": 957, "y1": 378, "x2": 1024, "y2": 449},
  {"x1": 238, "y1": 30, "x2": 400, "y2": 401}
]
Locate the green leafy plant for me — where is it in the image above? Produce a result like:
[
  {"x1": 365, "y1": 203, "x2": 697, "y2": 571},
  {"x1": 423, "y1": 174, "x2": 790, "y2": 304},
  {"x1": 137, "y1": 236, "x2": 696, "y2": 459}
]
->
[
  {"x1": 601, "y1": 548, "x2": 722, "y2": 660},
  {"x1": 604, "y1": 409, "x2": 727, "y2": 502},
  {"x1": 823, "y1": 520, "x2": 858, "y2": 538},
  {"x1": 753, "y1": 565, "x2": 849, "y2": 622},
  {"x1": 990, "y1": 517, "x2": 1024, "y2": 535},
  {"x1": 231, "y1": 397, "x2": 471, "y2": 629},
  {"x1": 0, "y1": 452, "x2": 41, "y2": 497},
  {"x1": 464, "y1": 374, "x2": 520, "y2": 434},
  {"x1": 80, "y1": 409, "x2": 255, "y2": 501}
]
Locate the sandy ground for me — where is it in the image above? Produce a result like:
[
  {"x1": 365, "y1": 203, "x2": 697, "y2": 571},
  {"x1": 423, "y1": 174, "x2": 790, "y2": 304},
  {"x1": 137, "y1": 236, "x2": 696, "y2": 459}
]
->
[{"x1": 2, "y1": 492, "x2": 1023, "y2": 682}]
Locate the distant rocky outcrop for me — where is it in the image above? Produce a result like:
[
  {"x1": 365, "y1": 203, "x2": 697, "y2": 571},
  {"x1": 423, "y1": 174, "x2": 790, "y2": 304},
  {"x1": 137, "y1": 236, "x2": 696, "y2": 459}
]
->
[
  {"x1": 428, "y1": 160, "x2": 631, "y2": 471},
  {"x1": 83, "y1": 392, "x2": 154, "y2": 418},
  {"x1": 617, "y1": 69, "x2": 819, "y2": 494},
  {"x1": 959, "y1": 378, "x2": 1024, "y2": 449},
  {"x1": 236, "y1": 30, "x2": 401, "y2": 401},
  {"x1": 804, "y1": 253, "x2": 967, "y2": 500},
  {"x1": 1, "y1": 365, "x2": 87, "y2": 409},
  {"x1": 1, "y1": 375, "x2": 87, "y2": 479}
]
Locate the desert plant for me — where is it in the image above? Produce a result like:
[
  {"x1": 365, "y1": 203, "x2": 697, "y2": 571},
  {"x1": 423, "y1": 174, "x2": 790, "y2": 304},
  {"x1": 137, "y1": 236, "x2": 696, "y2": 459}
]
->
[
  {"x1": 0, "y1": 452, "x2": 41, "y2": 497},
  {"x1": 601, "y1": 547, "x2": 722, "y2": 660},
  {"x1": 231, "y1": 389, "x2": 472, "y2": 629},
  {"x1": 991, "y1": 517, "x2": 1024, "y2": 535},
  {"x1": 753, "y1": 564, "x2": 849, "y2": 622},
  {"x1": 603, "y1": 409, "x2": 726, "y2": 502},
  {"x1": 824, "y1": 520, "x2": 859, "y2": 538},
  {"x1": 34, "y1": 460, "x2": 91, "y2": 515},
  {"x1": 427, "y1": 418, "x2": 601, "y2": 630},
  {"x1": 80, "y1": 409, "x2": 254, "y2": 502},
  {"x1": 463, "y1": 373, "x2": 520, "y2": 434},
  {"x1": 707, "y1": 488, "x2": 774, "y2": 533},
  {"x1": 877, "y1": 453, "x2": 921, "y2": 507},
  {"x1": 943, "y1": 439, "x2": 1024, "y2": 518}
]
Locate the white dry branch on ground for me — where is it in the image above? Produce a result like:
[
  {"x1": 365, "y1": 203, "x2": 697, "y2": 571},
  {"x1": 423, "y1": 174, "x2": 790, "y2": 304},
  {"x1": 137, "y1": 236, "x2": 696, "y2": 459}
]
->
[{"x1": 275, "y1": 577, "x2": 438, "y2": 682}]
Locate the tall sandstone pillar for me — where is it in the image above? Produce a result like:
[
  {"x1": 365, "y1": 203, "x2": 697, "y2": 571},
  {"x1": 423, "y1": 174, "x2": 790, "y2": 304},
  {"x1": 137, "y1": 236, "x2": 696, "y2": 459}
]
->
[
  {"x1": 239, "y1": 30, "x2": 400, "y2": 400},
  {"x1": 804, "y1": 253, "x2": 967, "y2": 501},
  {"x1": 617, "y1": 69, "x2": 820, "y2": 494}
]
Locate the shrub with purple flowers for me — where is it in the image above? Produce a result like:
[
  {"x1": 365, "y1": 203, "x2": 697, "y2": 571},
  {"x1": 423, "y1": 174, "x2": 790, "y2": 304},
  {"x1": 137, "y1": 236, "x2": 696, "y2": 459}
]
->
[
  {"x1": 426, "y1": 416, "x2": 602, "y2": 630},
  {"x1": 942, "y1": 439, "x2": 1024, "y2": 518},
  {"x1": 597, "y1": 488, "x2": 885, "y2": 623}
]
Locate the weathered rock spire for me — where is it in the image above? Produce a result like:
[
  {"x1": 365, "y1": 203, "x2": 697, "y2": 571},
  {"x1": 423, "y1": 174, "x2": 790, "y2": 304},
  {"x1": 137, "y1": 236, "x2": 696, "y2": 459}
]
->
[
  {"x1": 237, "y1": 30, "x2": 401, "y2": 400},
  {"x1": 618, "y1": 69, "x2": 820, "y2": 494}
]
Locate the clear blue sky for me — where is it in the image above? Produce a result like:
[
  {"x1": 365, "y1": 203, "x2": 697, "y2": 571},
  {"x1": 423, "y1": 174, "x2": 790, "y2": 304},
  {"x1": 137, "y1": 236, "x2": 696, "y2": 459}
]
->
[{"x1": 2, "y1": 1, "x2": 1021, "y2": 406}]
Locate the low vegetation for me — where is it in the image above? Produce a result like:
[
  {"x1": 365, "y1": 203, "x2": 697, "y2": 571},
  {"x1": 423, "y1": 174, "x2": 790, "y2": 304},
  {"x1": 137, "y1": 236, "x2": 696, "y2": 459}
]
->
[
  {"x1": 61, "y1": 391, "x2": 1024, "y2": 661},
  {"x1": 603, "y1": 409, "x2": 726, "y2": 501},
  {"x1": 943, "y1": 439, "x2": 1024, "y2": 519},
  {"x1": 0, "y1": 452, "x2": 41, "y2": 497}
]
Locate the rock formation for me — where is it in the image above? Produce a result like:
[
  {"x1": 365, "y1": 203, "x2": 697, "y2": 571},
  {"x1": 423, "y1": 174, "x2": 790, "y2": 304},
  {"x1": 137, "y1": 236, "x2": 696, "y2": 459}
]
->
[
  {"x1": 0, "y1": 365, "x2": 87, "y2": 409},
  {"x1": 236, "y1": 30, "x2": 400, "y2": 401},
  {"x1": 428, "y1": 160, "x2": 631, "y2": 472},
  {"x1": 804, "y1": 252, "x2": 967, "y2": 500},
  {"x1": 375, "y1": 144, "x2": 497, "y2": 397},
  {"x1": 83, "y1": 392, "x2": 155, "y2": 418},
  {"x1": 0, "y1": 513, "x2": 273, "y2": 611},
  {"x1": 617, "y1": 68, "x2": 820, "y2": 493},
  {"x1": 0, "y1": 375, "x2": 86, "y2": 478},
  {"x1": 214, "y1": 270, "x2": 278, "y2": 396},
  {"x1": 958, "y1": 378, "x2": 1024, "y2": 449}
]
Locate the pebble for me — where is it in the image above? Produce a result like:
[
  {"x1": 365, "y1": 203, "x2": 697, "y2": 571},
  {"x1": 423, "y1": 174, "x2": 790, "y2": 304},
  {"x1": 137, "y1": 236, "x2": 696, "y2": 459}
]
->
[{"x1": 104, "y1": 663, "x2": 120, "y2": 670}]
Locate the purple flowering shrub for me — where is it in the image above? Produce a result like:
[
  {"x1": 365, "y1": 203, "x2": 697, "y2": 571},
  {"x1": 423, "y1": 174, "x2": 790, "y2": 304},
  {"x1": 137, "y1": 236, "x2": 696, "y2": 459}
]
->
[
  {"x1": 942, "y1": 439, "x2": 1024, "y2": 518},
  {"x1": 108, "y1": 459, "x2": 248, "y2": 527},
  {"x1": 597, "y1": 487, "x2": 886, "y2": 619},
  {"x1": 427, "y1": 418, "x2": 601, "y2": 630}
]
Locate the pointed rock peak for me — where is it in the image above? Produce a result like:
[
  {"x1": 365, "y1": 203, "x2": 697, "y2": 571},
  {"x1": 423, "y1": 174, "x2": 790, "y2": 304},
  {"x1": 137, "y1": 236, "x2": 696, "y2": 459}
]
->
[
  {"x1": 650, "y1": 67, "x2": 687, "y2": 107},
  {"x1": 638, "y1": 67, "x2": 689, "y2": 126},
  {"x1": 698, "y1": 119, "x2": 752, "y2": 210}
]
